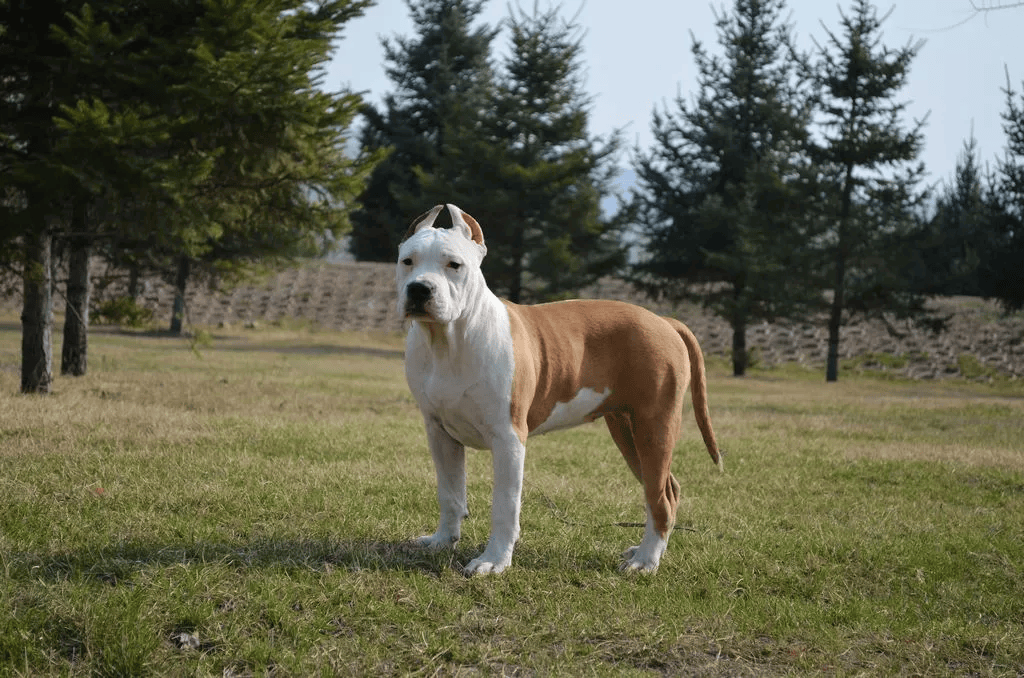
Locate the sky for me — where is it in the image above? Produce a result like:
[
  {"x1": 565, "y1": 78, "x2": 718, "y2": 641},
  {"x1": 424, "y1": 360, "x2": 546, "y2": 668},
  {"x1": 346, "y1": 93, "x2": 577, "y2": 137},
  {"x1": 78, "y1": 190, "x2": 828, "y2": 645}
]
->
[{"x1": 327, "y1": 0, "x2": 1023, "y2": 194}]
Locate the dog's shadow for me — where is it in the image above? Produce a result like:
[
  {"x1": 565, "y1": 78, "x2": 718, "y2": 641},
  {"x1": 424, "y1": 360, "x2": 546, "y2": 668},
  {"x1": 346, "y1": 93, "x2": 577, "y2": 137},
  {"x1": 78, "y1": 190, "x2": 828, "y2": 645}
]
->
[{"x1": 8, "y1": 538, "x2": 474, "y2": 586}]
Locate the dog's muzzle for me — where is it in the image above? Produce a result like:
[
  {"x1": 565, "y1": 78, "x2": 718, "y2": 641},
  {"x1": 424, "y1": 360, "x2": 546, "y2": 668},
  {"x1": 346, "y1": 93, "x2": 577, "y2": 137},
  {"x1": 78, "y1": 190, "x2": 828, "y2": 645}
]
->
[{"x1": 404, "y1": 281, "x2": 433, "y2": 317}]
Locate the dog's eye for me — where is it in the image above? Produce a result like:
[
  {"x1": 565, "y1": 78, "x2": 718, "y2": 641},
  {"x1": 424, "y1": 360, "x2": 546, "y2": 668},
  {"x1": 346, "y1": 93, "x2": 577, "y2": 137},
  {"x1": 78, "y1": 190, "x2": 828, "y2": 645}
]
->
[
  {"x1": 401, "y1": 258, "x2": 413, "y2": 266},
  {"x1": 448, "y1": 261, "x2": 462, "y2": 271}
]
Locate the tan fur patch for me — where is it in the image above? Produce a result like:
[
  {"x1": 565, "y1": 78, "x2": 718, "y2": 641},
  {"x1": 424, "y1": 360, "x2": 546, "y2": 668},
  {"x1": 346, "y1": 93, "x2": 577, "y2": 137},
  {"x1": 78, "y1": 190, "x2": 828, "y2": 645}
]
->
[
  {"x1": 506, "y1": 300, "x2": 674, "y2": 433},
  {"x1": 504, "y1": 298, "x2": 720, "y2": 469}
]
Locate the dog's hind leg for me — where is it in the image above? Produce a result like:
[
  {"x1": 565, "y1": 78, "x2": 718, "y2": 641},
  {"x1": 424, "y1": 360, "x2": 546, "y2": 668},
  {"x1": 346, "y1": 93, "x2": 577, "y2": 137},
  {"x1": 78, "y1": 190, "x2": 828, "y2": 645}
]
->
[
  {"x1": 619, "y1": 413, "x2": 682, "y2": 573},
  {"x1": 605, "y1": 413, "x2": 642, "y2": 482}
]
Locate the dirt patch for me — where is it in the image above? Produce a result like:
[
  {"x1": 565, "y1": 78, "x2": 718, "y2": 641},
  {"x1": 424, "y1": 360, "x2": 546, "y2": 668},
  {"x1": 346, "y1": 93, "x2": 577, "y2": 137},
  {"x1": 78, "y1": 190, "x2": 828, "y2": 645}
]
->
[{"x1": 8, "y1": 260, "x2": 1024, "y2": 380}]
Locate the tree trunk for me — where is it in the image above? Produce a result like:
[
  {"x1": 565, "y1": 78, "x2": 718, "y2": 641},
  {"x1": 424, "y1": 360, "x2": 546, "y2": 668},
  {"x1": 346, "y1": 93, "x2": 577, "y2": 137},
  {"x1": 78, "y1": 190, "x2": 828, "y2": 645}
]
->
[
  {"x1": 731, "y1": 315, "x2": 747, "y2": 377},
  {"x1": 21, "y1": 229, "x2": 53, "y2": 394},
  {"x1": 508, "y1": 261, "x2": 522, "y2": 303},
  {"x1": 128, "y1": 263, "x2": 141, "y2": 300},
  {"x1": 61, "y1": 203, "x2": 91, "y2": 376},
  {"x1": 825, "y1": 253, "x2": 845, "y2": 382},
  {"x1": 508, "y1": 215, "x2": 525, "y2": 304},
  {"x1": 169, "y1": 255, "x2": 190, "y2": 334},
  {"x1": 826, "y1": 164, "x2": 856, "y2": 383}
]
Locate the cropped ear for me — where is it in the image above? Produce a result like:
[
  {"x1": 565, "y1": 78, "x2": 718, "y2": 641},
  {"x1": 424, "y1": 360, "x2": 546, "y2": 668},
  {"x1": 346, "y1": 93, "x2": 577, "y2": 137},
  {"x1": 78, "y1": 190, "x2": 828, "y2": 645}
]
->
[
  {"x1": 401, "y1": 204, "x2": 444, "y2": 242},
  {"x1": 446, "y1": 204, "x2": 485, "y2": 246}
]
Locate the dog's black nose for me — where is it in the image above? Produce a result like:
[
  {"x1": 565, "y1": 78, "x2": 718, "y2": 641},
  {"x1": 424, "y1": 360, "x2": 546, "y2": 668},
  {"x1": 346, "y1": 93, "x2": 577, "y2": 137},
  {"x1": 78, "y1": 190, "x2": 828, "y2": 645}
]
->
[{"x1": 406, "y1": 281, "x2": 432, "y2": 304}]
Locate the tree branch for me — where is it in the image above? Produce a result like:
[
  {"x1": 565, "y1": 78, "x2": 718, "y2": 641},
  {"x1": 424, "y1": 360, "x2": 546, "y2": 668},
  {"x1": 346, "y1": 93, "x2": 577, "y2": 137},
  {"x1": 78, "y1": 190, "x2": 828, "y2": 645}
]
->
[{"x1": 970, "y1": 0, "x2": 1024, "y2": 12}]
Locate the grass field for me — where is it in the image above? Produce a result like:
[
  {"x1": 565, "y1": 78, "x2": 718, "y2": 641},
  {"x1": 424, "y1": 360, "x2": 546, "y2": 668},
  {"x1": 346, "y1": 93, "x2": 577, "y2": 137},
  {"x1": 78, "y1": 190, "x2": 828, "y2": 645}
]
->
[{"x1": 1, "y1": 317, "x2": 1022, "y2": 676}]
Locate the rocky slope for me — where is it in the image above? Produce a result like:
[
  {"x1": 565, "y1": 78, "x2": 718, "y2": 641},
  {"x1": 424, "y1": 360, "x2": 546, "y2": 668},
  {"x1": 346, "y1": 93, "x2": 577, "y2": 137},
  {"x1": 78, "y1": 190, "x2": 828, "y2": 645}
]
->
[{"x1": 12, "y1": 260, "x2": 1024, "y2": 380}]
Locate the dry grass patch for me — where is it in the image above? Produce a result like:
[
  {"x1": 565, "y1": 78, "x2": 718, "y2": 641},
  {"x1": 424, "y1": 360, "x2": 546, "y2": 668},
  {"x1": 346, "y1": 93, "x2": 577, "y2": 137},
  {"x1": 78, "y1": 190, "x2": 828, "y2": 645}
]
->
[{"x1": 709, "y1": 374, "x2": 1024, "y2": 470}]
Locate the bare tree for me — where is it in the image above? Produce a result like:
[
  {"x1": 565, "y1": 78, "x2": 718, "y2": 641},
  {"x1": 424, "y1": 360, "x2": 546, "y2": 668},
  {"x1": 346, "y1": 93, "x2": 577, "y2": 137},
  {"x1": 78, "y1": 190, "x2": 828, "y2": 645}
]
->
[
  {"x1": 933, "y1": 2, "x2": 1024, "y2": 30},
  {"x1": 969, "y1": 0, "x2": 1024, "y2": 12}
]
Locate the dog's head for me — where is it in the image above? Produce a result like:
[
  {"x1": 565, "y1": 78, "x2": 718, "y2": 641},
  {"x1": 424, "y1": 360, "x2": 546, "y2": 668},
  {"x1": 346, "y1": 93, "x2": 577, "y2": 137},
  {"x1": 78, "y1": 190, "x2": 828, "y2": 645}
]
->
[{"x1": 397, "y1": 204, "x2": 487, "y2": 324}]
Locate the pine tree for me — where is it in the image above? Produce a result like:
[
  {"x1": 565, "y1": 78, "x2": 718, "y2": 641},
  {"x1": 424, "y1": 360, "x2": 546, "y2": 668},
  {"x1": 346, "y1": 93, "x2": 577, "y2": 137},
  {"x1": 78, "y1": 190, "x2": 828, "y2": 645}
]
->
[
  {"x1": 810, "y1": 0, "x2": 931, "y2": 382},
  {"x1": 1, "y1": 0, "x2": 90, "y2": 392},
  {"x1": 419, "y1": 2, "x2": 624, "y2": 301},
  {"x1": 348, "y1": 0, "x2": 498, "y2": 262},
  {"x1": 982, "y1": 73, "x2": 1024, "y2": 311},
  {"x1": 1, "y1": 0, "x2": 380, "y2": 381},
  {"x1": 630, "y1": 0, "x2": 817, "y2": 376},
  {"x1": 88, "y1": 0, "x2": 379, "y2": 333},
  {"x1": 914, "y1": 134, "x2": 992, "y2": 297}
]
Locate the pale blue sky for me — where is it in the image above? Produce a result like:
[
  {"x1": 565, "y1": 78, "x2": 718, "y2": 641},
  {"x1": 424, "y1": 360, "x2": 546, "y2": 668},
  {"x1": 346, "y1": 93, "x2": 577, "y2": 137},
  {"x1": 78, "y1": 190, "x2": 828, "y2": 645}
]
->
[{"x1": 328, "y1": 1, "x2": 1023, "y2": 191}]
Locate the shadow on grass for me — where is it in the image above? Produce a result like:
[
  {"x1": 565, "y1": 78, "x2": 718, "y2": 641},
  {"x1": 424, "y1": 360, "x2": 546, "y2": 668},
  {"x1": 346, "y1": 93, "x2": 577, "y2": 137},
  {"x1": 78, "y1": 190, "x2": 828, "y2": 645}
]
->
[
  {"x1": 7, "y1": 538, "x2": 461, "y2": 585},
  {"x1": 214, "y1": 344, "x2": 405, "y2": 360},
  {"x1": 87, "y1": 323, "x2": 405, "y2": 359},
  {"x1": 88, "y1": 325, "x2": 235, "y2": 342}
]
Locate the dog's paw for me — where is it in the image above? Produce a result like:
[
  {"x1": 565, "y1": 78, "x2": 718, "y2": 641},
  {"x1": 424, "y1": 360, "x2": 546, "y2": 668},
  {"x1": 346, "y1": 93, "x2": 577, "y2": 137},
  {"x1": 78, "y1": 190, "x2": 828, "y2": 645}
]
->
[
  {"x1": 619, "y1": 545, "x2": 660, "y2": 573},
  {"x1": 463, "y1": 555, "x2": 511, "y2": 576},
  {"x1": 411, "y1": 533, "x2": 458, "y2": 550}
]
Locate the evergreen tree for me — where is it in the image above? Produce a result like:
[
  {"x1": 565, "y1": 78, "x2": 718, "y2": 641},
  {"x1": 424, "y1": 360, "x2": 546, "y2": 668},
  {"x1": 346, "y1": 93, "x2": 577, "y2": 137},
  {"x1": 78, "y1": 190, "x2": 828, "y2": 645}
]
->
[
  {"x1": 1, "y1": 0, "x2": 93, "y2": 392},
  {"x1": 983, "y1": 73, "x2": 1024, "y2": 311},
  {"x1": 60, "y1": 0, "x2": 378, "y2": 334},
  {"x1": 630, "y1": 0, "x2": 817, "y2": 376},
  {"x1": 810, "y1": 0, "x2": 931, "y2": 382},
  {"x1": 348, "y1": 0, "x2": 498, "y2": 262},
  {"x1": 419, "y1": 2, "x2": 625, "y2": 301},
  {"x1": 914, "y1": 134, "x2": 991, "y2": 297},
  {"x1": 1, "y1": 0, "x2": 379, "y2": 386}
]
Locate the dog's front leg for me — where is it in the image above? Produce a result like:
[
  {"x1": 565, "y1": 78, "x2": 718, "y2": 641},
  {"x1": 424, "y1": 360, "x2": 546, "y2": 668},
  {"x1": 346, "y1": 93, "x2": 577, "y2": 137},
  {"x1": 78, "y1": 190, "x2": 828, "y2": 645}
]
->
[
  {"x1": 414, "y1": 417, "x2": 467, "y2": 549},
  {"x1": 464, "y1": 434, "x2": 525, "y2": 575}
]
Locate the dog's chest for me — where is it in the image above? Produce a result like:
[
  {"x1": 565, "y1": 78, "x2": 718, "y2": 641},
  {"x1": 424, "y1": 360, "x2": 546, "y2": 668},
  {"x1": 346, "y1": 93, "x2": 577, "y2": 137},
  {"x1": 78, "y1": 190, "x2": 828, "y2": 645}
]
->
[
  {"x1": 410, "y1": 364, "x2": 502, "y2": 450},
  {"x1": 403, "y1": 298, "x2": 516, "y2": 451}
]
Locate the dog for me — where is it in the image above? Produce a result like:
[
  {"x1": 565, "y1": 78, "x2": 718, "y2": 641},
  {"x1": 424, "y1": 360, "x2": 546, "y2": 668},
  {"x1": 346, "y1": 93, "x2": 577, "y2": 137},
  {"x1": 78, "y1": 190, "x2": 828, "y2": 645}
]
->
[{"x1": 397, "y1": 204, "x2": 722, "y2": 574}]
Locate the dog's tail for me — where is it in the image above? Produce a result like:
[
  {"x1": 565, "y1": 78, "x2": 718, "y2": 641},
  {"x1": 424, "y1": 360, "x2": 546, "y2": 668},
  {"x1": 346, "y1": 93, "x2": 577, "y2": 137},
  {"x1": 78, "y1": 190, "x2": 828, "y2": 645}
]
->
[{"x1": 664, "y1": 318, "x2": 723, "y2": 472}]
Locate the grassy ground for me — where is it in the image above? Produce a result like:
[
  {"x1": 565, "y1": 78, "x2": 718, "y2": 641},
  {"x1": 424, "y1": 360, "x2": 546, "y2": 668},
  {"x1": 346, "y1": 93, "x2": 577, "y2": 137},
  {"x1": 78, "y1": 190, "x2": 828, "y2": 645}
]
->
[{"x1": 1, "y1": 317, "x2": 1022, "y2": 676}]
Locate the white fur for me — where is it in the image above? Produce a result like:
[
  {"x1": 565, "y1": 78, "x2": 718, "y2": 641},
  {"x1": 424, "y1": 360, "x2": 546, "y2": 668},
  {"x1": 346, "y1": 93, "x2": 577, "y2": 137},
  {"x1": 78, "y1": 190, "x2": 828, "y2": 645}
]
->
[
  {"x1": 530, "y1": 387, "x2": 610, "y2": 436},
  {"x1": 620, "y1": 506, "x2": 669, "y2": 572},
  {"x1": 399, "y1": 206, "x2": 523, "y2": 574}
]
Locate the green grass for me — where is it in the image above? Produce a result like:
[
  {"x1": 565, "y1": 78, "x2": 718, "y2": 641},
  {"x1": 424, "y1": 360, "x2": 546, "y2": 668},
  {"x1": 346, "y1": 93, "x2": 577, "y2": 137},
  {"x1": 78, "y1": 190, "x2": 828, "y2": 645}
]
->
[
  {"x1": 843, "y1": 351, "x2": 910, "y2": 371},
  {"x1": 1, "y1": 317, "x2": 1022, "y2": 676},
  {"x1": 957, "y1": 353, "x2": 1002, "y2": 380}
]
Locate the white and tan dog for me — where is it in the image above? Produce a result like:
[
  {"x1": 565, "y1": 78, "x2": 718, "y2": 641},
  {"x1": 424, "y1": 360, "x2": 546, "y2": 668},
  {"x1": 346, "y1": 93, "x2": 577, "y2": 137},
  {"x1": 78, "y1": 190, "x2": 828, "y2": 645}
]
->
[{"x1": 398, "y1": 204, "x2": 722, "y2": 575}]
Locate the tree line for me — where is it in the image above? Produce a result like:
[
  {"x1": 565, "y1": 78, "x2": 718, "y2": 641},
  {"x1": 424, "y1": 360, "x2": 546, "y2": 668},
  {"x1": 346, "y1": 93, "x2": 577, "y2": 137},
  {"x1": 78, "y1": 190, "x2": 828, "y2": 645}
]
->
[
  {"x1": 2, "y1": 0, "x2": 1023, "y2": 393},
  {"x1": 351, "y1": 0, "x2": 1023, "y2": 380},
  {"x1": 349, "y1": 0, "x2": 625, "y2": 303},
  {"x1": 2, "y1": 0, "x2": 382, "y2": 393}
]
